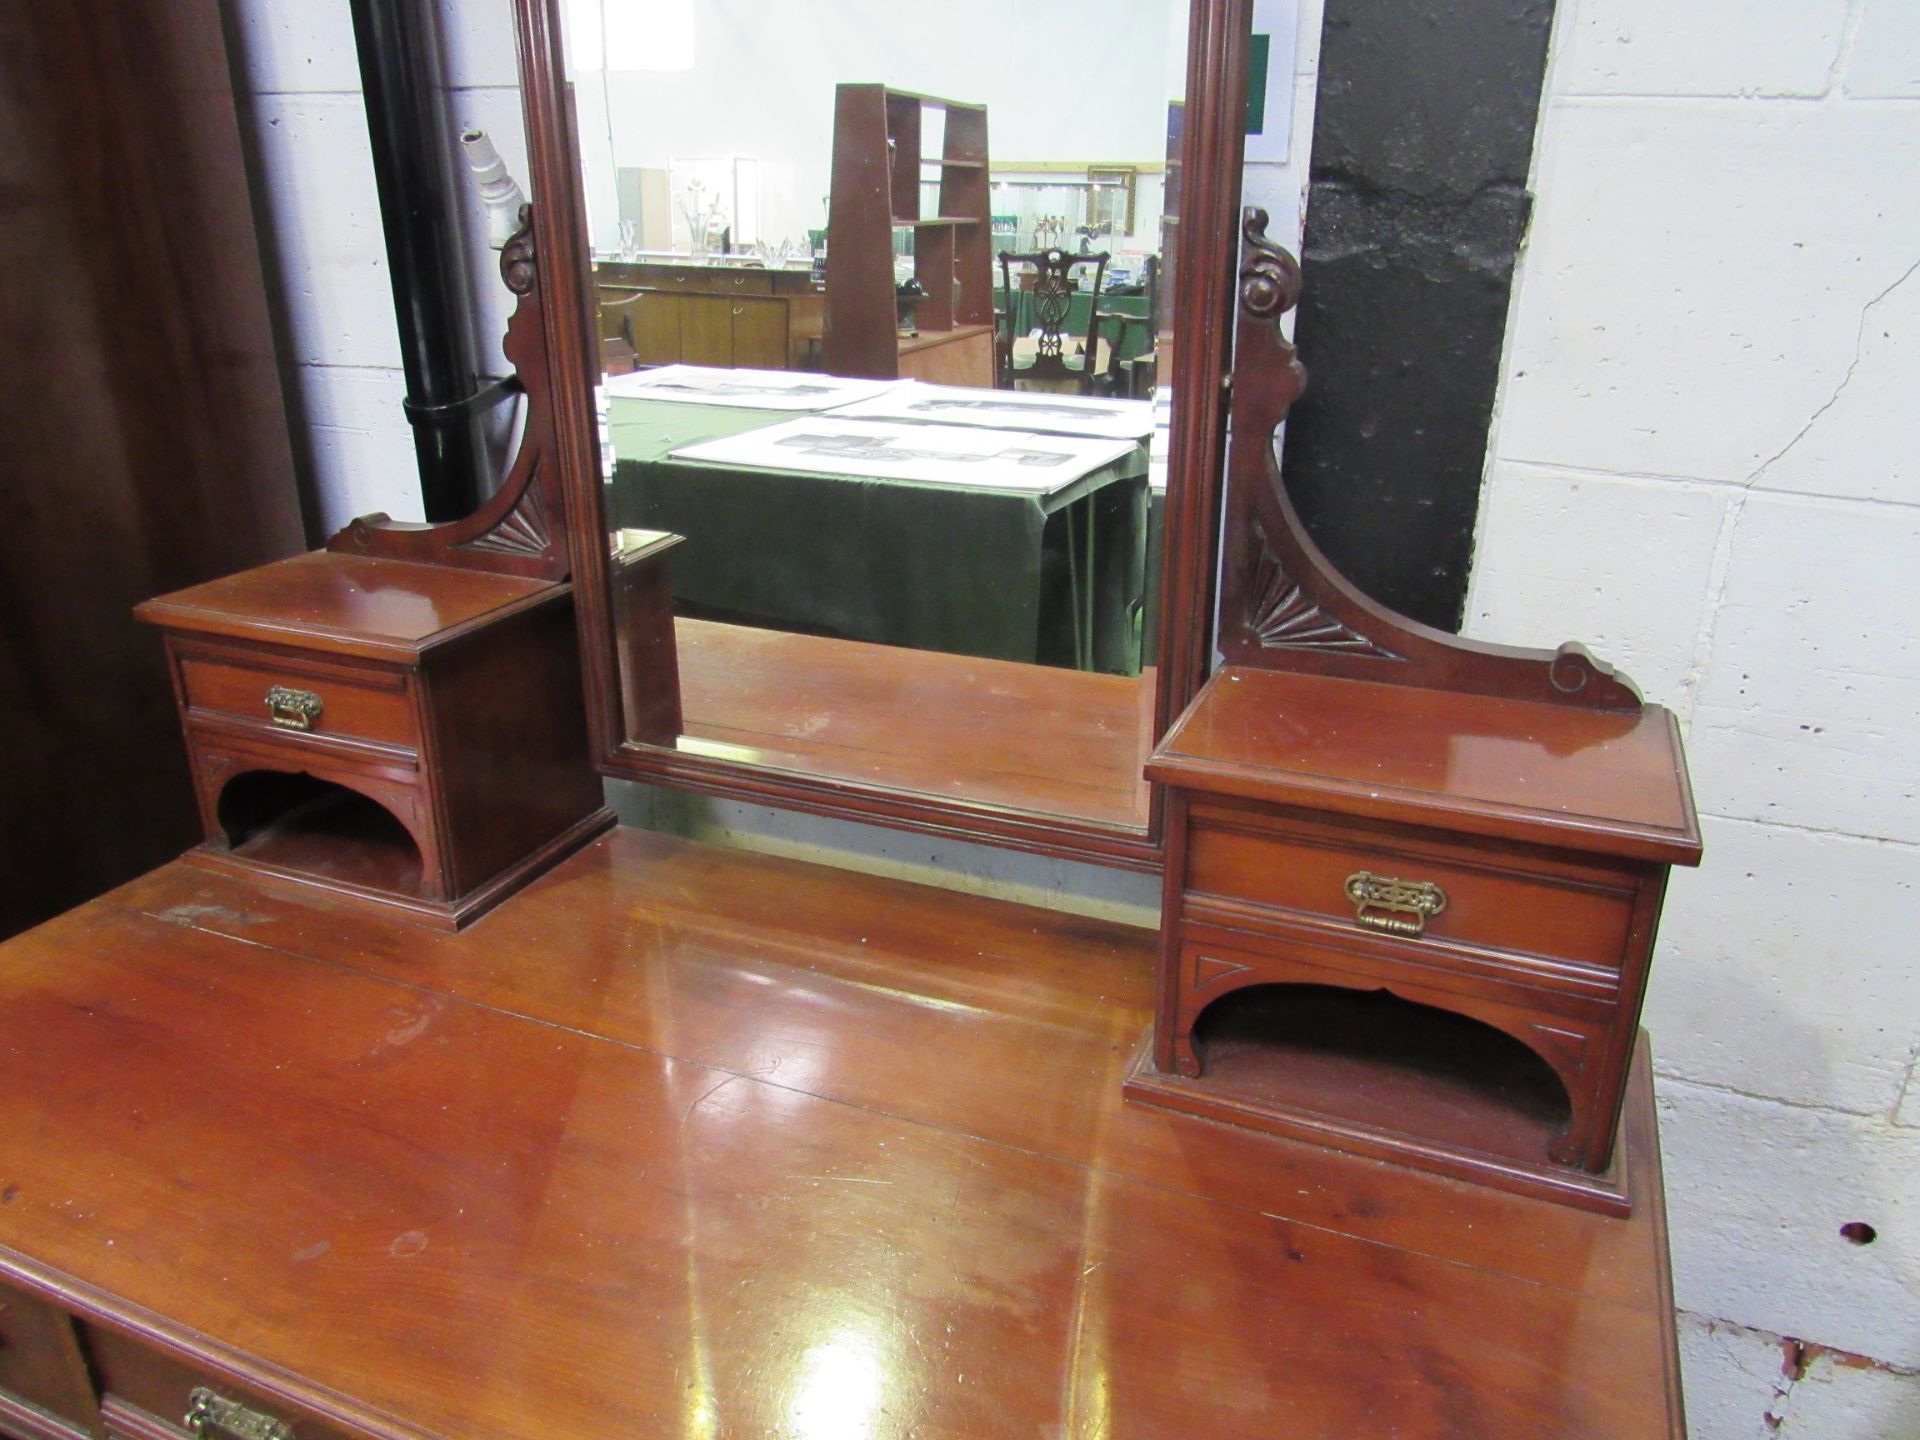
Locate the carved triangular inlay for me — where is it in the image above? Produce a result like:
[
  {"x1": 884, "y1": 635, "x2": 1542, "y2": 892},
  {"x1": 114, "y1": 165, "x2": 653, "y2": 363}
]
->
[{"x1": 1191, "y1": 953, "x2": 1252, "y2": 991}]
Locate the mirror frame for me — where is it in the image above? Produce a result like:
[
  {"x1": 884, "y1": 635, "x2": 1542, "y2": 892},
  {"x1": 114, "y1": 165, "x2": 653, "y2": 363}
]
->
[{"x1": 521, "y1": 0, "x2": 1255, "y2": 870}]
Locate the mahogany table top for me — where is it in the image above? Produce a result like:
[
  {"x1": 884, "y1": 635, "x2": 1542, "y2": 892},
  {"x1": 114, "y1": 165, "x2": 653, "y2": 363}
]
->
[{"x1": 0, "y1": 828, "x2": 1684, "y2": 1439}]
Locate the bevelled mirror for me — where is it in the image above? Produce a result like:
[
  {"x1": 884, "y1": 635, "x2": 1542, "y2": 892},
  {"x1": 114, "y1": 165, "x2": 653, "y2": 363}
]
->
[{"x1": 550, "y1": 0, "x2": 1253, "y2": 866}]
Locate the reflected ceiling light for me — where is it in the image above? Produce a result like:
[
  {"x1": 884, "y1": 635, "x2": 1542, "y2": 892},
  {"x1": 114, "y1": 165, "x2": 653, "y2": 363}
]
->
[
  {"x1": 567, "y1": 0, "x2": 696, "y2": 73},
  {"x1": 789, "y1": 1331, "x2": 885, "y2": 1440}
]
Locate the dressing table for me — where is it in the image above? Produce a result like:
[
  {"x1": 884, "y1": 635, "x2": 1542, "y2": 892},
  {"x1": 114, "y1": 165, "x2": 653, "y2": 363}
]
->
[{"x1": 0, "y1": 0, "x2": 1695, "y2": 1435}]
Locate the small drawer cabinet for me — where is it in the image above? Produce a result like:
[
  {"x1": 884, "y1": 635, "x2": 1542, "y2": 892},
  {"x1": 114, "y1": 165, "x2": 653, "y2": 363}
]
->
[
  {"x1": 1126, "y1": 666, "x2": 1701, "y2": 1214},
  {"x1": 136, "y1": 551, "x2": 616, "y2": 929}
]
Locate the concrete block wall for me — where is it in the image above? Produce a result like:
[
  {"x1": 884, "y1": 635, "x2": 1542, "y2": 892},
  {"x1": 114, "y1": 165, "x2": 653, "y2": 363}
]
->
[
  {"x1": 225, "y1": 0, "x2": 527, "y2": 534},
  {"x1": 1468, "y1": 0, "x2": 1920, "y2": 1432}
]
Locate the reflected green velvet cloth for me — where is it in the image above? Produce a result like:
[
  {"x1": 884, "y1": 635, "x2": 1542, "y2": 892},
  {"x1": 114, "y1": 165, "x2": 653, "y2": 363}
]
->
[{"x1": 605, "y1": 398, "x2": 1149, "y2": 675}]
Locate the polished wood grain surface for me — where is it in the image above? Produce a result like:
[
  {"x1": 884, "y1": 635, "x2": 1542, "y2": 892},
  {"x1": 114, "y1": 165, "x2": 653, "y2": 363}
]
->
[
  {"x1": 1150, "y1": 665, "x2": 1702, "y2": 863},
  {"x1": 136, "y1": 552, "x2": 560, "y2": 661},
  {"x1": 0, "y1": 831, "x2": 1684, "y2": 1439},
  {"x1": 676, "y1": 618, "x2": 1155, "y2": 830}
]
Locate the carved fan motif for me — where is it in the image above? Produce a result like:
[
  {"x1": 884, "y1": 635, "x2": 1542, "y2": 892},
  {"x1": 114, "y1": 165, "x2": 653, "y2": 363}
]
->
[
  {"x1": 1247, "y1": 517, "x2": 1402, "y2": 660},
  {"x1": 464, "y1": 478, "x2": 551, "y2": 558}
]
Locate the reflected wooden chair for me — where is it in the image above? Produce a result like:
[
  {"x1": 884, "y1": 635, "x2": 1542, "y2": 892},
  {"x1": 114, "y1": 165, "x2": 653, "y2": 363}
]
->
[
  {"x1": 1096, "y1": 253, "x2": 1160, "y2": 398},
  {"x1": 996, "y1": 248, "x2": 1115, "y2": 395}
]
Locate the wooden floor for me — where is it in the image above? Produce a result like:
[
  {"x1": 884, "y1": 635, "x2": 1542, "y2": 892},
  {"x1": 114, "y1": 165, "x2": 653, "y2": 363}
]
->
[
  {"x1": 676, "y1": 618, "x2": 1156, "y2": 829},
  {"x1": 0, "y1": 830, "x2": 1684, "y2": 1439}
]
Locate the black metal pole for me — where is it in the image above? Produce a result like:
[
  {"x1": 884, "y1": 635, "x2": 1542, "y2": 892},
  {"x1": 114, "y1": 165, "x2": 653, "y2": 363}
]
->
[{"x1": 347, "y1": 0, "x2": 484, "y2": 521}]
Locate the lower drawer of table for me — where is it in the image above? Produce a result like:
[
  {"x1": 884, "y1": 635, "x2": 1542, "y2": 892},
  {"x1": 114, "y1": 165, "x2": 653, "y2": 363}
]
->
[{"x1": 90, "y1": 1327, "x2": 358, "y2": 1440}]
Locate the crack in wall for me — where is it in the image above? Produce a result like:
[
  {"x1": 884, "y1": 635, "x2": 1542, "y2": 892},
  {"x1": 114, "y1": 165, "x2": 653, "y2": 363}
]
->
[
  {"x1": 1684, "y1": 1313, "x2": 1920, "y2": 1436},
  {"x1": 1822, "y1": 0, "x2": 1871, "y2": 100},
  {"x1": 1743, "y1": 254, "x2": 1920, "y2": 487}
]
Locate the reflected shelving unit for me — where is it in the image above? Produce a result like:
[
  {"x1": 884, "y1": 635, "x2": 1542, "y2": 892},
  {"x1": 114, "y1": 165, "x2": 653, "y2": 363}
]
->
[{"x1": 823, "y1": 84, "x2": 995, "y2": 387}]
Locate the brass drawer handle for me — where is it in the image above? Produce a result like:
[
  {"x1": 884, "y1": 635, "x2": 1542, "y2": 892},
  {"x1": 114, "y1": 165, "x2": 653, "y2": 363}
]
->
[
  {"x1": 185, "y1": 1387, "x2": 294, "y2": 1440},
  {"x1": 1344, "y1": 870, "x2": 1447, "y2": 938},
  {"x1": 264, "y1": 685, "x2": 323, "y2": 732}
]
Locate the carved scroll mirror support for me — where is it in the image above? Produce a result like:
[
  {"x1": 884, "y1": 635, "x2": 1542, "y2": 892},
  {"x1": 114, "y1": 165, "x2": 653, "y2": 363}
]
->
[
  {"x1": 324, "y1": 0, "x2": 599, "y2": 585},
  {"x1": 1218, "y1": 208, "x2": 1642, "y2": 712},
  {"x1": 329, "y1": 209, "x2": 570, "y2": 579}
]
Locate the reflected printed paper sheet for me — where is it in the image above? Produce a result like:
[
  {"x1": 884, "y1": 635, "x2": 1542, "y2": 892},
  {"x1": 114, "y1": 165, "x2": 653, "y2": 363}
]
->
[
  {"x1": 604, "y1": 364, "x2": 902, "y2": 411},
  {"x1": 670, "y1": 417, "x2": 1138, "y2": 494},
  {"x1": 828, "y1": 380, "x2": 1157, "y2": 440}
]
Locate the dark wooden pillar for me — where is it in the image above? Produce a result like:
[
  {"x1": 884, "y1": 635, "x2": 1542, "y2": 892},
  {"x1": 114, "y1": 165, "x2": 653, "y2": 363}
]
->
[{"x1": 0, "y1": 0, "x2": 306, "y2": 939}]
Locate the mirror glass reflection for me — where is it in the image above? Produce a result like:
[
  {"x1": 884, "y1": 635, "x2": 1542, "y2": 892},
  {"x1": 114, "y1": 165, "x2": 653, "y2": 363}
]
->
[{"x1": 569, "y1": 0, "x2": 1186, "y2": 828}]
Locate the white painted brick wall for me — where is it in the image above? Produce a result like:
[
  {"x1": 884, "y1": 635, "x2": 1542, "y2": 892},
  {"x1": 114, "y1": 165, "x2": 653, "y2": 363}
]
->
[
  {"x1": 1472, "y1": 0, "x2": 1920, "y2": 1430},
  {"x1": 226, "y1": 0, "x2": 528, "y2": 533}
]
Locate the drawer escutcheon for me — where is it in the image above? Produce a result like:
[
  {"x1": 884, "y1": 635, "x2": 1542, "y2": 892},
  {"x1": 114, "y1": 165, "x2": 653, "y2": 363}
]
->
[
  {"x1": 264, "y1": 685, "x2": 323, "y2": 732},
  {"x1": 1344, "y1": 870, "x2": 1447, "y2": 938},
  {"x1": 185, "y1": 1387, "x2": 295, "y2": 1440}
]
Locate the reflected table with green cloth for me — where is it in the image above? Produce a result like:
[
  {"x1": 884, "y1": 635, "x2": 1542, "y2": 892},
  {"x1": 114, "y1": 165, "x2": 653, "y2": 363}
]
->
[{"x1": 605, "y1": 397, "x2": 1150, "y2": 675}]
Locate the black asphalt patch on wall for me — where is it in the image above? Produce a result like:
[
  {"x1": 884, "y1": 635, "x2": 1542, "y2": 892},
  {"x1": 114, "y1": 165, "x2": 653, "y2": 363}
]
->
[{"x1": 1280, "y1": 0, "x2": 1555, "y2": 632}]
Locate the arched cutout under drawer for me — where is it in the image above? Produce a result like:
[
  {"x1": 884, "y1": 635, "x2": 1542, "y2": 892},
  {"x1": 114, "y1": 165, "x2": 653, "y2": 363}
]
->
[
  {"x1": 215, "y1": 769, "x2": 427, "y2": 900},
  {"x1": 1189, "y1": 982, "x2": 1574, "y2": 1168}
]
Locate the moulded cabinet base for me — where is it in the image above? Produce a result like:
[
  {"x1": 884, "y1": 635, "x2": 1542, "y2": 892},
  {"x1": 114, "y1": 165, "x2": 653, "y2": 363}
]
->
[
  {"x1": 1124, "y1": 1028, "x2": 1637, "y2": 1217},
  {"x1": 183, "y1": 804, "x2": 615, "y2": 932}
]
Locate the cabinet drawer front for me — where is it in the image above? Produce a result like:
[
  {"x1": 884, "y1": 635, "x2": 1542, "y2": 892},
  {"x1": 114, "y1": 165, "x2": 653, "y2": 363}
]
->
[
  {"x1": 635, "y1": 266, "x2": 774, "y2": 295},
  {"x1": 1185, "y1": 809, "x2": 1638, "y2": 973},
  {"x1": 0, "y1": 1283, "x2": 94, "y2": 1431},
  {"x1": 179, "y1": 652, "x2": 416, "y2": 753},
  {"x1": 716, "y1": 270, "x2": 775, "y2": 295}
]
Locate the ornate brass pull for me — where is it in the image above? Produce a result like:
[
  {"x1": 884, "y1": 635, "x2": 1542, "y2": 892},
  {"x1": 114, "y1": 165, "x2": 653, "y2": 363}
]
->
[
  {"x1": 264, "y1": 685, "x2": 323, "y2": 732},
  {"x1": 184, "y1": 1387, "x2": 294, "y2": 1440},
  {"x1": 1344, "y1": 870, "x2": 1447, "y2": 938}
]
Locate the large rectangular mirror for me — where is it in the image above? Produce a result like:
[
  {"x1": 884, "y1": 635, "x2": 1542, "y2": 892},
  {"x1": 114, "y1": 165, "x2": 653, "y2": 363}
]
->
[{"x1": 552, "y1": 0, "x2": 1250, "y2": 866}]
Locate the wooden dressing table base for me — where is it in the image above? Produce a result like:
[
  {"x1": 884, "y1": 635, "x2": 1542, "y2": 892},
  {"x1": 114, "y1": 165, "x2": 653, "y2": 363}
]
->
[{"x1": 0, "y1": 831, "x2": 1687, "y2": 1439}]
